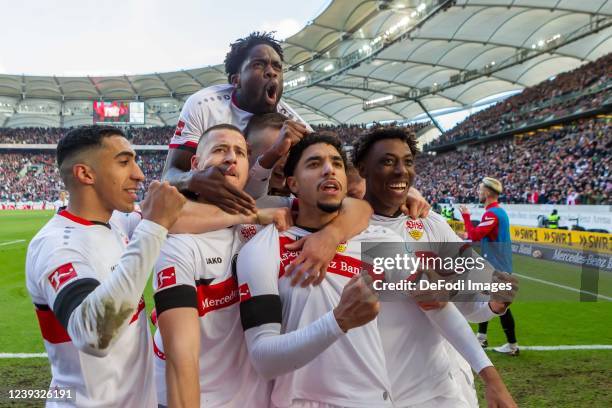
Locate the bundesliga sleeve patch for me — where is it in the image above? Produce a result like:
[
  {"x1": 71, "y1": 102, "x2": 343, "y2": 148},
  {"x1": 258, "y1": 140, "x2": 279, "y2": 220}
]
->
[
  {"x1": 239, "y1": 283, "x2": 252, "y2": 302},
  {"x1": 48, "y1": 263, "x2": 78, "y2": 292},
  {"x1": 157, "y1": 266, "x2": 177, "y2": 289},
  {"x1": 174, "y1": 120, "x2": 185, "y2": 136}
]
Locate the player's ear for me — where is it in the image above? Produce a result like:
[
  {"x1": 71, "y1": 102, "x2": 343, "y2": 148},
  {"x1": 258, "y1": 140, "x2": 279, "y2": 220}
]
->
[
  {"x1": 73, "y1": 163, "x2": 95, "y2": 186},
  {"x1": 286, "y1": 176, "x2": 298, "y2": 195},
  {"x1": 230, "y1": 73, "x2": 240, "y2": 87},
  {"x1": 190, "y1": 154, "x2": 200, "y2": 171}
]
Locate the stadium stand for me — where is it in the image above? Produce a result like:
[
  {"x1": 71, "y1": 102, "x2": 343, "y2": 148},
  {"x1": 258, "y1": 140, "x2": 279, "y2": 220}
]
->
[
  {"x1": 428, "y1": 54, "x2": 611, "y2": 149},
  {"x1": 0, "y1": 116, "x2": 608, "y2": 205},
  {"x1": 416, "y1": 116, "x2": 611, "y2": 205}
]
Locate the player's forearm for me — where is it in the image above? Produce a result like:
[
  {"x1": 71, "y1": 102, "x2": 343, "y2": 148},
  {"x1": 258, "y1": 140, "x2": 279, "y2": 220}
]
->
[
  {"x1": 166, "y1": 357, "x2": 200, "y2": 408},
  {"x1": 67, "y1": 220, "x2": 167, "y2": 356},
  {"x1": 454, "y1": 299, "x2": 500, "y2": 323},
  {"x1": 325, "y1": 198, "x2": 373, "y2": 242},
  {"x1": 244, "y1": 311, "x2": 344, "y2": 380},
  {"x1": 424, "y1": 303, "x2": 492, "y2": 373},
  {"x1": 163, "y1": 165, "x2": 193, "y2": 192},
  {"x1": 170, "y1": 201, "x2": 253, "y2": 234},
  {"x1": 244, "y1": 159, "x2": 273, "y2": 199}
]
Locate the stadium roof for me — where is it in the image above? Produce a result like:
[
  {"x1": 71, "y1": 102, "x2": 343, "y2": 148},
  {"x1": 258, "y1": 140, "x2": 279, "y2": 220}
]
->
[{"x1": 0, "y1": 0, "x2": 610, "y2": 128}]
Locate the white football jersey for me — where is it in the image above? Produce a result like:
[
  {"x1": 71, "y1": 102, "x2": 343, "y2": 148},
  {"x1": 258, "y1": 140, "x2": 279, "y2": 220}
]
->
[
  {"x1": 370, "y1": 211, "x2": 480, "y2": 407},
  {"x1": 169, "y1": 84, "x2": 307, "y2": 150},
  {"x1": 237, "y1": 224, "x2": 398, "y2": 408},
  {"x1": 152, "y1": 226, "x2": 270, "y2": 407},
  {"x1": 25, "y1": 210, "x2": 155, "y2": 408}
]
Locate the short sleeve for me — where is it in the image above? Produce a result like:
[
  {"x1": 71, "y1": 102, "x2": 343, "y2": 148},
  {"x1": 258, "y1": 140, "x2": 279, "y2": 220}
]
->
[
  {"x1": 153, "y1": 235, "x2": 199, "y2": 315},
  {"x1": 169, "y1": 94, "x2": 208, "y2": 150},
  {"x1": 236, "y1": 226, "x2": 283, "y2": 331},
  {"x1": 236, "y1": 225, "x2": 281, "y2": 299},
  {"x1": 35, "y1": 246, "x2": 101, "y2": 317},
  {"x1": 153, "y1": 235, "x2": 198, "y2": 293}
]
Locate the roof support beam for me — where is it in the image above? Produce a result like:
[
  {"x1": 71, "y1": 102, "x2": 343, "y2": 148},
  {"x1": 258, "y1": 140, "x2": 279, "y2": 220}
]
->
[
  {"x1": 416, "y1": 99, "x2": 444, "y2": 133},
  {"x1": 155, "y1": 73, "x2": 175, "y2": 97}
]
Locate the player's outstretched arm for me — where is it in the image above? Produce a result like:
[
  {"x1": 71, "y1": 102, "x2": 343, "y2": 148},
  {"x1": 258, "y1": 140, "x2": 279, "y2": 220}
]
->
[
  {"x1": 237, "y1": 232, "x2": 378, "y2": 380},
  {"x1": 480, "y1": 366, "x2": 518, "y2": 408},
  {"x1": 170, "y1": 201, "x2": 292, "y2": 234},
  {"x1": 423, "y1": 303, "x2": 492, "y2": 374},
  {"x1": 61, "y1": 182, "x2": 184, "y2": 356},
  {"x1": 284, "y1": 197, "x2": 373, "y2": 286},
  {"x1": 158, "y1": 307, "x2": 201, "y2": 408}
]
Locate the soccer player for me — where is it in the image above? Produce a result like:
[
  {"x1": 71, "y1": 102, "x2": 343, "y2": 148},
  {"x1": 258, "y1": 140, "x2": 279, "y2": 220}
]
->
[
  {"x1": 460, "y1": 179, "x2": 519, "y2": 356},
  {"x1": 152, "y1": 125, "x2": 376, "y2": 407},
  {"x1": 153, "y1": 124, "x2": 272, "y2": 408},
  {"x1": 162, "y1": 32, "x2": 309, "y2": 214},
  {"x1": 353, "y1": 127, "x2": 517, "y2": 407},
  {"x1": 53, "y1": 190, "x2": 69, "y2": 211},
  {"x1": 25, "y1": 126, "x2": 186, "y2": 407},
  {"x1": 237, "y1": 134, "x2": 401, "y2": 407},
  {"x1": 346, "y1": 164, "x2": 366, "y2": 199}
]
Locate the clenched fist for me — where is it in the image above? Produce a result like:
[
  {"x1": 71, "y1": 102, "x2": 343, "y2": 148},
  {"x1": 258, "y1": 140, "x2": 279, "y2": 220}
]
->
[
  {"x1": 141, "y1": 180, "x2": 187, "y2": 230},
  {"x1": 333, "y1": 274, "x2": 380, "y2": 332}
]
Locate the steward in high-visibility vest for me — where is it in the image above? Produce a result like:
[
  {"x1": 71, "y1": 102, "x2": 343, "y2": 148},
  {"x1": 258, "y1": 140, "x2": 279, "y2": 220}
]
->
[{"x1": 548, "y1": 210, "x2": 560, "y2": 229}]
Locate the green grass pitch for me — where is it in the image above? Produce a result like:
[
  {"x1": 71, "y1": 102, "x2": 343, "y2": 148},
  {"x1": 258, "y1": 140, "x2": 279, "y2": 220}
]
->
[{"x1": 0, "y1": 210, "x2": 610, "y2": 407}]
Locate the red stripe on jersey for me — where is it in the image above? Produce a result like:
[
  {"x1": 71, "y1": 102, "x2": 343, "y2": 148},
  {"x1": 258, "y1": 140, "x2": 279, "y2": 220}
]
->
[
  {"x1": 58, "y1": 210, "x2": 94, "y2": 226},
  {"x1": 35, "y1": 307, "x2": 71, "y2": 344},
  {"x1": 279, "y1": 236, "x2": 374, "y2": 280},
  {"x1": 153, "y1": 339, "x2": 166, "y2": 360},
  {"x1": 168, "y1": 141, "x2": 198, "y2": 149},
  {"x1": 129, "y1": 297, "x2": 145, "y2": 324},
  {"x1": 196, "y1": 277, "x2": 239, "y2": 317}
]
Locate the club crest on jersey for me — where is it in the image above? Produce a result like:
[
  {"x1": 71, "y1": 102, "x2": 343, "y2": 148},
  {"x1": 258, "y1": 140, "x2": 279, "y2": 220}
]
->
[
  {"x1": 239, "y1": 225, "x2": 258, "y2": 243},
  {"x1": 48, "y1": 263, "x2": 77, "y2": 292},
  {"x1": 157, "y1": 266, "x2": 177, "y2": 289},
  {"x1": 405, "y1": 219, "x2": 424, "y2": 240}
]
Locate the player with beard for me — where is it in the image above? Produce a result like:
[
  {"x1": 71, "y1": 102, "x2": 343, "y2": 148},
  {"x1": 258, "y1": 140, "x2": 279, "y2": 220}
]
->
[
  {"x1": 153, "y1": 124, "x2": 287, "y2": 408},
  {"x1": 236, "y1": 134, "x2": 401, "y2": 407},
  {"x1": 353, "y1": 127, "x2": 517, "y2": 408}
]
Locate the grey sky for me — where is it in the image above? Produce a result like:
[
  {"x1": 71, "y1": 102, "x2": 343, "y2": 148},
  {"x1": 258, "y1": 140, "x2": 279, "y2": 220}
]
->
[{"x1": 0, "y1": 0, "x2": 329, "y2": 76}]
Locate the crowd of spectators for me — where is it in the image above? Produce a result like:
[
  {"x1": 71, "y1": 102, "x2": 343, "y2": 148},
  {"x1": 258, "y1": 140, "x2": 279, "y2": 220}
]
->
[
  {"x1": 415, "y1": 116, "x2": 611, "y2": 205},
  {"x1": 430, "y1": 53, "x2": 612, "y2": 147},
  {"x1": 0, "y1": 151, "x2": 167, "y2": 202},
  {"x1": 313, "y1": 122, "x2": 429, "y2": 146},
  {"x1": 1, "y1": 117, "x2": 608, "y2": 205},
  {"x1": 0, "y1": 122, "x2": 429, "y2": 147}
]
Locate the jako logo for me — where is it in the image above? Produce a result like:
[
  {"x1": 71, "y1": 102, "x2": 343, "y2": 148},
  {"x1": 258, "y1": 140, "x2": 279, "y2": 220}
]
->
[{"x1": 206, "y1": 257, "x2": 223, "y2": 265}]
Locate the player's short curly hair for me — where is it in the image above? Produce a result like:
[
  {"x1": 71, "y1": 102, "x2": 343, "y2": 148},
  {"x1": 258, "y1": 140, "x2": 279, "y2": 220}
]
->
[
  {"x1": 351, "y1": 127, "x2": 419, "y2": 167},
  {"x1": 224, "y1": 31, "x2": 284, "y2": 83}
]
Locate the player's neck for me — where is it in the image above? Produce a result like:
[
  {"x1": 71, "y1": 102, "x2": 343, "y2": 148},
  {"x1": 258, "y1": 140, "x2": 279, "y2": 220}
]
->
[
  {"x1": 485, "y1": 198, "x2": 498, "y2": 208},
  {"x1": 66, "y1": 193, "x2": 113, "y2": 224},
  {"x1": 295, "y1": 206, "x2": 338, "y2": 230},
  {"x1": 364, "y1": 191, "x2": 401, "y2": 217}
]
